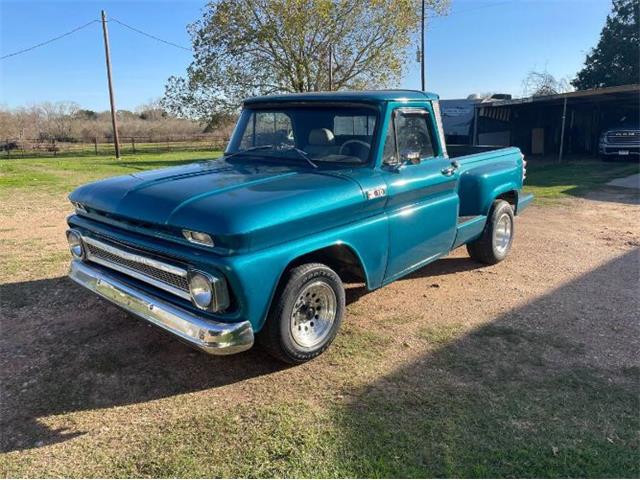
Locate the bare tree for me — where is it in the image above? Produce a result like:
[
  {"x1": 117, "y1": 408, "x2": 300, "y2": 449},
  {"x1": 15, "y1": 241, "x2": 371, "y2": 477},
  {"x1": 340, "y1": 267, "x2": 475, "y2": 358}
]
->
[
  {"x1": 38, "y1": 101, "x2": 80, "y2": 140},
  {"x1": 136, "y1": 99, "x2": 167, "y2": 121},
  {"x1": 0, "y1": 101, "x2": 207, "y2": 143},
  {"x1": 522, "y1": 69, "x2": 573, "y2": 97}
]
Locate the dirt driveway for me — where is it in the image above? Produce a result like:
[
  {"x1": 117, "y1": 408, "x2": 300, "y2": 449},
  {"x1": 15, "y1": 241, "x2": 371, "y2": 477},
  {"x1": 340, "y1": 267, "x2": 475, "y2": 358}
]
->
[{"x1": 1, "y1": 189, "x2": 639, "y2": 477}]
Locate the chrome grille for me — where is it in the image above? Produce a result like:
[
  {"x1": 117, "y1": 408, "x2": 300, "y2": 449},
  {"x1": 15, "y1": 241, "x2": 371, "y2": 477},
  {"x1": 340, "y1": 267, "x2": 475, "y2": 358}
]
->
[
  {"x1": 607, "y1": 131, "x2": 640, "y2": 144},
  {"x1": 83, "y1": 236, "x2": 190, "y2": 300}
]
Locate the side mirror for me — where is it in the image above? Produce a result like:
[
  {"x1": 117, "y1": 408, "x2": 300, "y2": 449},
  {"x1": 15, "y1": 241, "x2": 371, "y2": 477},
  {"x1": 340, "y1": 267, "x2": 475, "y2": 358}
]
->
[{"x1": 400, "y1": 150, "x2": 421, "y2": 165}]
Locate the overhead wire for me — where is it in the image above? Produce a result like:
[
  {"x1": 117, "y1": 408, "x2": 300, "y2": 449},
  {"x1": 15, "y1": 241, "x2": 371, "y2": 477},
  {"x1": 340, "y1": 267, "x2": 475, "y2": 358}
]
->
[
  {"x1": 0, "y1": 3, "x2": 513, "y2": 61},
  {"x1": 109, "y1": 17, "x2": 192, "y2": 52},
  {"x1": 1, "y1": 19, "x2": 99, "y2": 60}
]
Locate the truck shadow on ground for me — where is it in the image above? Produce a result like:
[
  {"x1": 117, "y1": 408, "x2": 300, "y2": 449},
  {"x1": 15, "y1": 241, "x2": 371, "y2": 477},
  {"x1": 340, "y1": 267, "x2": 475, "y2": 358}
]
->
[
  {"x1": 0, "y1": 276, "x2": 283, "y2": 453},
  {"x1": 336, "y1": 249, "x2": 640, "y2": 477},
  {"x1": 0, "y1": 253, "x2": 484, "y2": 453}
]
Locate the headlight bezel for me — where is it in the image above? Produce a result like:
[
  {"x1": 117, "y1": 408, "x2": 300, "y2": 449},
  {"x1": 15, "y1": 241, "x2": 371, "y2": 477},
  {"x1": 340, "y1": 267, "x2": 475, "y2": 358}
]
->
[
  {"x1": 188, "y1": 271, "x2": 214, "y2": 310},
  {"x1": 188, "y1": 270, "x2": 230, "y2": 312},
  {"x1": 66, "y1": 229, "x2": 85, "y2": 259}
]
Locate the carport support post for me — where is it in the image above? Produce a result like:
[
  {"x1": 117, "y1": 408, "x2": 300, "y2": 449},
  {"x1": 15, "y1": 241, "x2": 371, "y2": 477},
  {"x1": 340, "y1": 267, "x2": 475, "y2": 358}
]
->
[
  {"x1": 472, "y1": 106, "x2": 479, "y2": 146},
  {"x1": 558, "y1": 97, "x2": 568, "y2": 163}
]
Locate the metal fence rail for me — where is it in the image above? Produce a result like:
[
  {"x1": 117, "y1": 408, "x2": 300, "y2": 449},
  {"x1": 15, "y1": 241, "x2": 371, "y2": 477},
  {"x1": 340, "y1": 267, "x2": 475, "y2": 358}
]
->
[{"x1": 1, "y1": 134, "x2": 229, "y2": 158}]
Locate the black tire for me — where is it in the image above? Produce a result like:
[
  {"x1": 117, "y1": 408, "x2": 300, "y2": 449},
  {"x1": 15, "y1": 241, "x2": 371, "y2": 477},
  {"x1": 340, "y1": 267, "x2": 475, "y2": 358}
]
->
[
  {"x1": 257, "y1": 263, "x2": 345, "y2": 364},
  {"x1": 467, "y1": 200, "x2": 515, "y2": 265}
]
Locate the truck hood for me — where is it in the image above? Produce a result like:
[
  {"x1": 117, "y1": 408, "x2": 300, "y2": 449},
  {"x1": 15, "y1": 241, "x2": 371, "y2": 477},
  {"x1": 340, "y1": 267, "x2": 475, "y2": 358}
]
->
[{"x1": 69, "y1": 158, "x2": 367, "y2": 251}]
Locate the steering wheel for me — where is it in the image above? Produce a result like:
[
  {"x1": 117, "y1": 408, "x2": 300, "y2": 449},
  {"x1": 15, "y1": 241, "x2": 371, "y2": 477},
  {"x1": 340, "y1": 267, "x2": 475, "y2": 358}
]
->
[{"x1": 339, "y1": 140, "x2": 371, "y2": 159}]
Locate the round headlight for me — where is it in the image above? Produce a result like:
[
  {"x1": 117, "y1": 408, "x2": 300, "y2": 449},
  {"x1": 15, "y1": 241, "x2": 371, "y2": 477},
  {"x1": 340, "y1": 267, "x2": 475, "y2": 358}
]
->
[
  {"x1": 189, "y1": 272, "x2": 213, "y2": 310},
  {"x1": 66, "y1": 230, "x2": 84, "y2": 259}
]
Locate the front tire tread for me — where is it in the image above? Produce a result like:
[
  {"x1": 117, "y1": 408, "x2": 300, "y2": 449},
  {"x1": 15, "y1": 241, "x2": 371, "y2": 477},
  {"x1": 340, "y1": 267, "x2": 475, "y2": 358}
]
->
[{"x1": 257, "y1": 263, "x2": 344, "y2": 364}]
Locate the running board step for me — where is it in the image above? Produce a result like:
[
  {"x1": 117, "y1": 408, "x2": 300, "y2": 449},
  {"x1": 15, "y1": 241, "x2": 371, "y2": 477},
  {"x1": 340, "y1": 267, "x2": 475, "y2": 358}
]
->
[
  {"x1": 457, "y1": 215, "x2": 482, "y2": 226},
  {"x1": 453, "y1": 215, "x2": 487, "y2": 248}
]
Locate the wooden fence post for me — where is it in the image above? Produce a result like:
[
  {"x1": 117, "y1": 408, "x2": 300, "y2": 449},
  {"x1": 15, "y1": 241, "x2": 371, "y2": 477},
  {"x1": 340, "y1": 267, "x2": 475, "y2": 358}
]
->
[
  {"x1": 131, "y1": 137, "x2": 136, "y2": 154},
  {"x1": 53, "y1": 139, "x2": 57, "y2": 157},
  {"x1": 94, "y1": 137, "x2": 98, "y2": 155}
]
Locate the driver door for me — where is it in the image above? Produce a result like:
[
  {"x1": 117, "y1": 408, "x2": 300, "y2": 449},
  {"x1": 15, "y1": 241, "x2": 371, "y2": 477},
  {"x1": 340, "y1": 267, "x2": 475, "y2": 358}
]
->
[{"x1": 381, "y1": 107, "x2": 460, "y2": 282}]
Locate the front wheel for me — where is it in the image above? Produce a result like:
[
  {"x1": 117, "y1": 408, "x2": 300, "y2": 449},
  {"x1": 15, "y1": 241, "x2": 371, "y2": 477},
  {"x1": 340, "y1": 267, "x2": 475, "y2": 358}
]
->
[
  {"x1": 467, "y1": 199, "x2": 515, "y2": 264},
  {"x1": 257, "y1": 263, "x2": 345, "y2": 364}
]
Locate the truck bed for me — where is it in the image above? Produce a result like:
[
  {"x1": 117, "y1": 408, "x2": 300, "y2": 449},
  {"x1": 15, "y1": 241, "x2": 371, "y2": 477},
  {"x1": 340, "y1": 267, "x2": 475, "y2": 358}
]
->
[
  {"x1": 447, "y1": 144, "x2": 510, "y2": 158},
  {"x1": 445, "y1": 144, "x2": 525, "y2": 219}
]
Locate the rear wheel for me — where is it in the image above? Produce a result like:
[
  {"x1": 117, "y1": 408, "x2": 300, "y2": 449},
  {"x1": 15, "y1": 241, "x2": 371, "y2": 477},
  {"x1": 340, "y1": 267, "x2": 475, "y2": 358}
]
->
[
  {"x1": 258, "y1": 263, "x2": 345, "y2": 364},
  {"x1": 467, "y1": 199, "x2": 514, "y2": 264}
]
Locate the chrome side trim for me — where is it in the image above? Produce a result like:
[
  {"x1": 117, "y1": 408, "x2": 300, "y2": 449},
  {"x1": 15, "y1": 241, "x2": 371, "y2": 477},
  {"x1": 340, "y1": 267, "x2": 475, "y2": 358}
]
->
[{"x1": 69, "y1": 260, "x2": 254, "y2": 355}]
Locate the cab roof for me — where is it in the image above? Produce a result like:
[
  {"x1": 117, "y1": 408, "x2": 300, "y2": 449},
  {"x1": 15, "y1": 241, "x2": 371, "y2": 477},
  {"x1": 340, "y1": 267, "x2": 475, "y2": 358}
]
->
[{"x1": 244, "y1": 89, "x2": 439, "y2": 105}]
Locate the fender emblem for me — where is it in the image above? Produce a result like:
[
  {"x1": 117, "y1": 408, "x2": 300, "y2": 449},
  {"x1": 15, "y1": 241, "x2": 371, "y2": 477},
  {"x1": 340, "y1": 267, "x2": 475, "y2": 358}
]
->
[{"x1": 365, "y1": 186, "x2": 387, "y2": 200}]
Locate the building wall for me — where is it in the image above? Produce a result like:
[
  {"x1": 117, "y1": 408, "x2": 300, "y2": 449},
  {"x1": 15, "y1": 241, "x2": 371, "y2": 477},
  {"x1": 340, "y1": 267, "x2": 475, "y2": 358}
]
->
[{"x1": 476, "y1": 90, "x2": 639, "y2": 157}]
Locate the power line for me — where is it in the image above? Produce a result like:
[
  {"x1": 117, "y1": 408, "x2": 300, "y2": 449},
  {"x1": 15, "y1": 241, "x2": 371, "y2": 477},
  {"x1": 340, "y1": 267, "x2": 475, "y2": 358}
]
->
[
  {"x1": 0, "y1": 20, "x2": 99, "y2": 60},
  {"x1": 109, "y1": 17, "x2": 192, "y2": 52},
  {"x1": 0, "y1": 3, "x2": 508, "y2": 62}
]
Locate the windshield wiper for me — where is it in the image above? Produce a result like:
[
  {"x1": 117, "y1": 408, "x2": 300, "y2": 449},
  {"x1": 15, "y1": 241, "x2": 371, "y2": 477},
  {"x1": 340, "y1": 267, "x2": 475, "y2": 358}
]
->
[
  {"x1": 224, "y1": 144, "x2": 318, "y2": 169},
  {"x1": 279, "y1": 144, "x2": 318, "y2": 169},
  {"x1": 222, "y1": 145, "x2": 274, "y2": 161}
]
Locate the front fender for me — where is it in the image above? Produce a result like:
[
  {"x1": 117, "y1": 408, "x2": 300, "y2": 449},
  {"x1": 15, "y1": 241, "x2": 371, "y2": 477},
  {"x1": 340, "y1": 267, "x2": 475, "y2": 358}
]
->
[{"x1": 226, "y1": 212, "x2": 388, "y2": 331}]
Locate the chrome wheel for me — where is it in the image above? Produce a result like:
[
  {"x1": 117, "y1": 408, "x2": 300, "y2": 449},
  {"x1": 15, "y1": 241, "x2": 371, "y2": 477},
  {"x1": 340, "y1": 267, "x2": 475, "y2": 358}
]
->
[
  {"x1": 494, "y1": 212, "x2": 512, "y2": 254},
  {"x1": 290, "y1": 280, "x2": 337, "y2": 348}
]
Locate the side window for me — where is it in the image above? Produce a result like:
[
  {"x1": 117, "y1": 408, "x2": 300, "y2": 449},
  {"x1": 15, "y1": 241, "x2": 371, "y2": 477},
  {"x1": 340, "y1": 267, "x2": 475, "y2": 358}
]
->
[
  {"x1": 395, "y1": 111, "x2": 435, "y2": 159},
  {"x1": 382, "y1": 120, "x2": 397, "y2": 165},
  {"x1": 239, "y1": 111, "x2": 293, "y2": 148}
]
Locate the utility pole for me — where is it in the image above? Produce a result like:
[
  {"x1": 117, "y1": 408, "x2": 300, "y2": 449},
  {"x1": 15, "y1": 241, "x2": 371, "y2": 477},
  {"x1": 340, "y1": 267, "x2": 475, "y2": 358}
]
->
[
  {"x1": 421, "y1": 0, "x2": 426, "y2": 91},
  {"x1": 328, "y1": 44, "x2": 333, "y2": 91},
  {"x1": 101, "y1": 10, "x2": 121, "y2": 159}
]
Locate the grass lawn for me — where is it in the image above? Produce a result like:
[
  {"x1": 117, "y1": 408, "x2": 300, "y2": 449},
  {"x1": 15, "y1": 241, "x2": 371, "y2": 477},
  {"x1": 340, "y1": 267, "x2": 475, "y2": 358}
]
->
[
  {"x1": 1, "y1": 151, "x2": 638, "y2": 477},
  {"x1": 1, "y1": 150, "x2": 637, "y2": 202},
  {"x1": 523, "y1": 159, "x2": 638, "y2": 202},
  {"x1": 0, "y1": 150, "x2": 222, "y2": 199}
]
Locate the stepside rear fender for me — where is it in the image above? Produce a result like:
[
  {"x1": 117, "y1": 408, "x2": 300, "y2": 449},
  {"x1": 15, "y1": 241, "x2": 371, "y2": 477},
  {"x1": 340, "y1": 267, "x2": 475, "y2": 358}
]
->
[{"x1": 456, "y1": 150, "x2": 523, "y2": 217}]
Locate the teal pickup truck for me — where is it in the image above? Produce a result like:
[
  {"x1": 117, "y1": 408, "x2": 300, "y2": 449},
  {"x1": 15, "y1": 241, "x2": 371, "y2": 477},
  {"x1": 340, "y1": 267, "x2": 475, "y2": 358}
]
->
[{"x1": 67, "y1": 90, "x2": 533, "y2": 363}]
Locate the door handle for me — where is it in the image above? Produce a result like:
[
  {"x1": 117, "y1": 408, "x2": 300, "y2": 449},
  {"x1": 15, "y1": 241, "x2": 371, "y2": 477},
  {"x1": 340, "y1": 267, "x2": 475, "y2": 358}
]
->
[{"x1": 441, "y1": 160, "x2": 459, "y2": 176}]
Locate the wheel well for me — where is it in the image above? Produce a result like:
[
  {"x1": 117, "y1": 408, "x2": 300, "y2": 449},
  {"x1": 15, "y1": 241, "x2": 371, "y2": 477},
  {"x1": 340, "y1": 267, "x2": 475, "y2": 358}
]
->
[
  {"x1": 286, "y1": 245, "x2": 367, "y2": 284},
  {"x1": 497, "y1": 190, "x2": 518, "y2": 212}
]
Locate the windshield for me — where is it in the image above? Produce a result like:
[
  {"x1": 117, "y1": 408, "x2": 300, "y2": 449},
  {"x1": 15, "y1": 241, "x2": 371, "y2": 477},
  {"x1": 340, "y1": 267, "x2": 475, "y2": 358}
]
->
[{"x1": 226, "y1": 105, "x2": 379, "y2": 166}]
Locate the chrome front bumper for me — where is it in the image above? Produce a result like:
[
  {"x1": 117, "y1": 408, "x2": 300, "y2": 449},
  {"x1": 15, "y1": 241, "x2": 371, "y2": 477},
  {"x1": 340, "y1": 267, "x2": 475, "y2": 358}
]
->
[{"x1": 69, "y1": 260, "x2": 254, "y2": 355}]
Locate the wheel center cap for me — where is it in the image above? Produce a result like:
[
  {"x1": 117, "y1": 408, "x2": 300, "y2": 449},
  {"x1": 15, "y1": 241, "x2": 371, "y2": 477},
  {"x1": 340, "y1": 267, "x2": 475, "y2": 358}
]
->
[{"x1": 305, "y1": 306, "x2": 316, "y2": 320}]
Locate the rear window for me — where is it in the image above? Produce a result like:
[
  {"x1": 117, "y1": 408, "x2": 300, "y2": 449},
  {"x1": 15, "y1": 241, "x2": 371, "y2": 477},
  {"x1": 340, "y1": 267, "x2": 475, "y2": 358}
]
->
[{"x1": 334, "y1": 115, "x2": 376, "y2": 136}]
